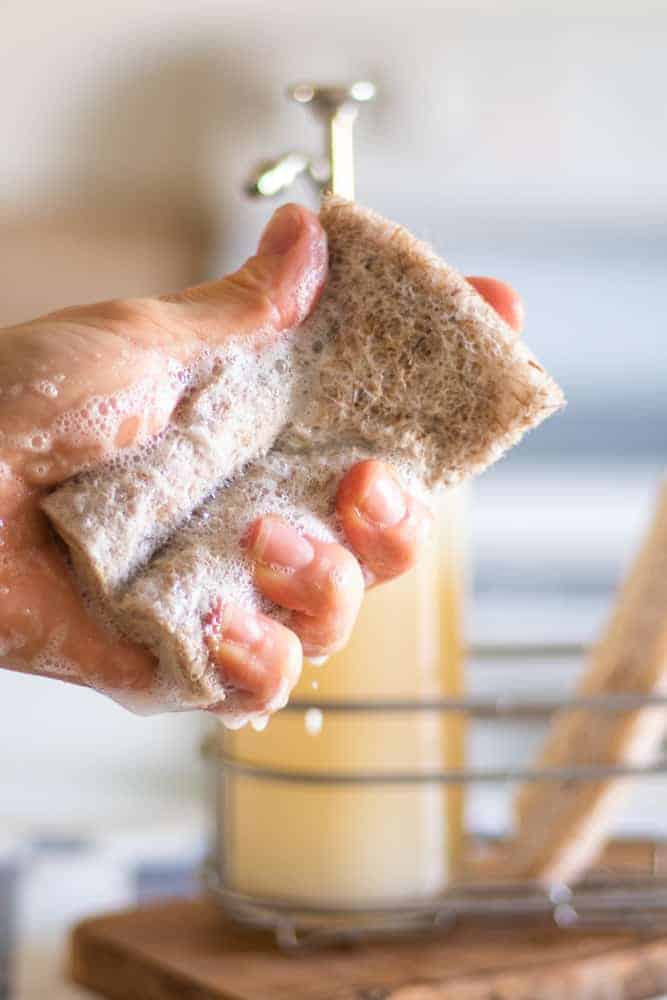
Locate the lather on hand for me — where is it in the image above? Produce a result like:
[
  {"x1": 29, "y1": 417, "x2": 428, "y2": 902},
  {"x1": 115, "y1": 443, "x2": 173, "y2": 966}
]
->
[{"x1": 0, "y1": 203, "x2": 524, "y2": 715}]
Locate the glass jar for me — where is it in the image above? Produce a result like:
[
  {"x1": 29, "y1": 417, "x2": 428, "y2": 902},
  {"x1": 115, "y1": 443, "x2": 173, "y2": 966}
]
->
[{"x1": 208, "y1": 489, "x2": 466, "y2": 927}]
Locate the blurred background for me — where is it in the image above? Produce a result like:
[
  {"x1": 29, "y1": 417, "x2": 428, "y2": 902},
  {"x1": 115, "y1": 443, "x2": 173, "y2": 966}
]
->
[{"x1": 0, "y1": 1, "x2": 665, "y2": 995}]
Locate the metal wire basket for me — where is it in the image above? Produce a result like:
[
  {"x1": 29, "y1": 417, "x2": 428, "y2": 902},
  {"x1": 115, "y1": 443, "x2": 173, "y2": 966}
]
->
[{"x1": 203, "y1": 641, "x2": 667, "y2": 950}]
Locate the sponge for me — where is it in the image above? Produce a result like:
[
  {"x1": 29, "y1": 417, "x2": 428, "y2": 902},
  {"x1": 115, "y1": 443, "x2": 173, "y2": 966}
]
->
[{"x1": 43, "y1": 197, "x2": 564, "y2": 712}]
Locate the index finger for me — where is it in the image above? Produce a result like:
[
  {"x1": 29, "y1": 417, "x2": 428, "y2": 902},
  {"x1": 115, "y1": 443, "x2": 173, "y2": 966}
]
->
[{"x1": 466, "y1": 276, "x2": 525, "y2": 332}]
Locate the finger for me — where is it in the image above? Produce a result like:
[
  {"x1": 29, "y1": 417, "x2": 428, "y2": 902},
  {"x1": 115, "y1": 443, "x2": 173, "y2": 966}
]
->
[
  {"x1": 161, "y1": 203, "x2": 327, "y2": 341},
  {"x1": 203, "y1": 601, "x2": 302, "y2": 717},
  {"x1": 466, "y1": 276, "x2": 525, "y2": 332},
  {"x1": 247, "y1": 516, "x2": 365, "y2": 659},
  {"x1": 336, "y1": 460, "x2": 433, "y2": 585}
]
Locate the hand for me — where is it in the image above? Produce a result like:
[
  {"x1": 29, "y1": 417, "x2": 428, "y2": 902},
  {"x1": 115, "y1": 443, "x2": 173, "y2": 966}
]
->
[{"x1": 0, "y1": 204, "x2": 524, "y2": 716}]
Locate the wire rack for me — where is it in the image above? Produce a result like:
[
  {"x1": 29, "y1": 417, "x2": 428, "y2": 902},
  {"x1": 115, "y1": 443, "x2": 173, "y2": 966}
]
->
[{"x1": 204, "y1": 641, "x2": 667, "y2": 950}]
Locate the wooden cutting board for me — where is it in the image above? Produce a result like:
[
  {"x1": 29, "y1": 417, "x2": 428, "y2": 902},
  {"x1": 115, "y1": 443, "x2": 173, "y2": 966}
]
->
[{"x1": 70, "y1": 894, "x2": 667, "y2": 1000}]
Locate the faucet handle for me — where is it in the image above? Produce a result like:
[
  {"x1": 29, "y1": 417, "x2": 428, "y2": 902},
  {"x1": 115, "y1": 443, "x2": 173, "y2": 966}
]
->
[
  {"x1": 289, "y1": 81, "x2": 376, "y2": 199},
  {"x1": 245, "y1": 81, "x2": 376, "y2": 201},
  {"x1": 289, "y1": 81, "x2": 376, "y2": 119}
]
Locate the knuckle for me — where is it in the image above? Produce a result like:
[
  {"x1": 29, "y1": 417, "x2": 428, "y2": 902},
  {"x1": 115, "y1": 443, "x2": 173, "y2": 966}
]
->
[
  {"x1": 97, "y1": 296, "x2": 160, "y2": 327},
  {"x1": 225, "y1": 260, "x2": 280, "y2": 318}
]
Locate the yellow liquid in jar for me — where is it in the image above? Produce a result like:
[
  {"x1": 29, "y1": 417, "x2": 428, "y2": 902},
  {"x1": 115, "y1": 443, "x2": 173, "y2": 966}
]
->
[{"x1": 219, "y1": 490, "x2": 466, "y2": 905}]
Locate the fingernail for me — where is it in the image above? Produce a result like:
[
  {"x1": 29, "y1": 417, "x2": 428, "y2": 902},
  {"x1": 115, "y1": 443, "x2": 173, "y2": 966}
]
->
[
  {"x1": 249, "y1": 519, "x2": 314, "y2": 570},
  {"x1": 258, "y1": 205, "x2": 302, "y2": 257},
  {"x1": 358, "y1": 475, "x2": 407, "y2": 527}
]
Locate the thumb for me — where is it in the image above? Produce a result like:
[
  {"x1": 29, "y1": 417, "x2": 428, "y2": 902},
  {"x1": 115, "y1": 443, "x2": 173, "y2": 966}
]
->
[
  {"x1": 163, "y1": 204, "x2": 328, "y2": 344},
  {"x1": 0, "y1": 205, "x2": 327, "y2": 490}
]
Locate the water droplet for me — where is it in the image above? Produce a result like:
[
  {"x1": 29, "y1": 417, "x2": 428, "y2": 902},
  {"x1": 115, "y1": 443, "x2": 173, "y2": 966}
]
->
[{"x1": 304, "y1": 708, "x2": 323, "y2": 735}]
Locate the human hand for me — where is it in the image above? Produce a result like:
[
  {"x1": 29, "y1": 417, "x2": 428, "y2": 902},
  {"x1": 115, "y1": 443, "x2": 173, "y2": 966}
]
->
[{"x1": 0, "y1": 204, "x2": 523, "y2": 716}]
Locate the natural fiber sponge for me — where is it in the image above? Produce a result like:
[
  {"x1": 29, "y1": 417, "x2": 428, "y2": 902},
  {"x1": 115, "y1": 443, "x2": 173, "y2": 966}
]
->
[
  {"x1": 284, "y1": 196, "x2": 562, "y2": 486},
  {"x1": 43, "y1": 196, "x2": 564, "y2": 713}
]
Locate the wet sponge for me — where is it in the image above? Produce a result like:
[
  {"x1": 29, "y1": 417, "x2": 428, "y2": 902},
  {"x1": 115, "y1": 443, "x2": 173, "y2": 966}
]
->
[{"x1": 43, "y1": 197, "x2": 564, "y2": 713}]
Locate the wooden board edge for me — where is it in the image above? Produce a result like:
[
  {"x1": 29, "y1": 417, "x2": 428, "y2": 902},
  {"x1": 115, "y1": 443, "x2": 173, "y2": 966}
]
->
[
  {"x1": 67, "y1": 900, "x2": 667, "y2": 1000},
  {"x1": 69, "y1": 917, "x2": 234, "y2": 1000}
]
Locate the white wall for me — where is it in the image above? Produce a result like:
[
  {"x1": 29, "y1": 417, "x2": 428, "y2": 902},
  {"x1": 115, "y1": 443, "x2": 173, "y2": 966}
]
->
[{"x1": 4, "y1": 3, "x2": 667, "y2": 225}]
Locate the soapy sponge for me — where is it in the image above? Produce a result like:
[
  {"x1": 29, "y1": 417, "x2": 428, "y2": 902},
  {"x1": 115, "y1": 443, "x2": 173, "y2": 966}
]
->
[{"x1": 43, "y1": 197, "x2": 564, "y2": 712}]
